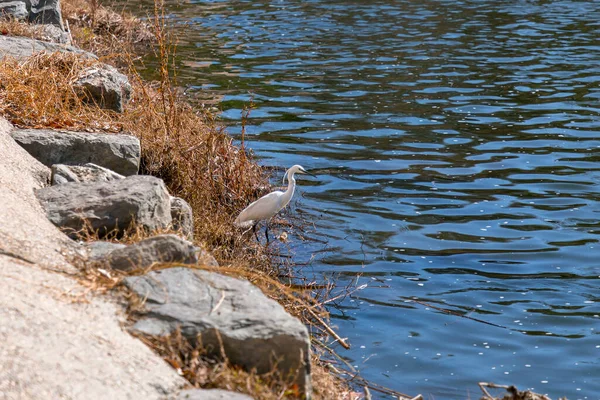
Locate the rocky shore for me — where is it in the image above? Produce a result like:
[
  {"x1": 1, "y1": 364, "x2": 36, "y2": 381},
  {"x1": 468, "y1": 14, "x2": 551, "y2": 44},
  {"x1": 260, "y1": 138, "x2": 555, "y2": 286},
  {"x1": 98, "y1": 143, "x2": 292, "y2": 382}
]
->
[{"x1": 0, "y1": 2, "x2": 313, "y2": 399}]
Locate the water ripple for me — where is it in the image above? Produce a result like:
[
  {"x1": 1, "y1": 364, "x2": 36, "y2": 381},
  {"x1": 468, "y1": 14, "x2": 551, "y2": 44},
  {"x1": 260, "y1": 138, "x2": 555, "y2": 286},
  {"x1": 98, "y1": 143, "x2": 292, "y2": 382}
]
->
[{"x1": 140, "y1": 0, "x2": 600, "y2": 397}]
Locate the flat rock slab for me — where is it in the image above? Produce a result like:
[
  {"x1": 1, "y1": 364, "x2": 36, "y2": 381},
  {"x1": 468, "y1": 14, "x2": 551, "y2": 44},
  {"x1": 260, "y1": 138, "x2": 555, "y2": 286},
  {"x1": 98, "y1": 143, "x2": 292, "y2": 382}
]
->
[
  {"x1": 11, "y1": 129, "x2": 140, "y2": 176},
  {"x1": 95, "y1": 234, "x2": 212, "y2": 272},
  {"x1": 124, "y1": 267, "x2": 311, "y2": 394},
  {"x1": 0, "y1": 34, "x2": 92, "y2": 59},
  {"x1": 177, "y1": 389, "x2": 253, "y2": 400},
  {"x1": 51, "y1": 163, "x2": 125, "y2": 185},
  {"x1": 36, "y1": 175, "x2": 172, "y2": 239}
]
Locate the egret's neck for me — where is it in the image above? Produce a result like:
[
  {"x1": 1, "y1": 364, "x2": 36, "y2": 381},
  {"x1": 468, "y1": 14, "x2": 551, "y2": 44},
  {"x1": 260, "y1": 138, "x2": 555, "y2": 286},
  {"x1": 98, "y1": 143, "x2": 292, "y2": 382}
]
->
[{"x1": 281, "y1": 172, "x2": 296, "y2": 208}]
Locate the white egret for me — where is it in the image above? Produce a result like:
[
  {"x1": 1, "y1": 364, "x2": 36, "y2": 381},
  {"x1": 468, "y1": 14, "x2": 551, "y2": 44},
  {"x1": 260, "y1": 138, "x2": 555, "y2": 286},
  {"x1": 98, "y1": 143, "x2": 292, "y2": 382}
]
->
[{"x1": 234, "y1": 164, "x2": 315, "y2": 243}]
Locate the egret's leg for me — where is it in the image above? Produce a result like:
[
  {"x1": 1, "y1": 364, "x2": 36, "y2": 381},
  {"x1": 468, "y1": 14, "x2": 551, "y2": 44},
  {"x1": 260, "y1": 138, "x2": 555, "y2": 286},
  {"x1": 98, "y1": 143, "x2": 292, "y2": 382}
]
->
[
  {"x1": 252, "y1": 223, "x2": 259, "y2": 241},
  {"x1": 265, "y1": 224, "x2": 270, "y2": 244}
]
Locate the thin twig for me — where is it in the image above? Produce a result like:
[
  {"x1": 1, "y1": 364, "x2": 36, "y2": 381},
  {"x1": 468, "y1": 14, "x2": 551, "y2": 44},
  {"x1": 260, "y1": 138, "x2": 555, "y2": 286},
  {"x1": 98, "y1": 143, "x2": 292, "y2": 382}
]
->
[
  {"x1": 307, "y1": 307, "x2": 350, "y2": 349},
  {"x1": 210, "y1": 290, "x2": 226, "y2": 315}
]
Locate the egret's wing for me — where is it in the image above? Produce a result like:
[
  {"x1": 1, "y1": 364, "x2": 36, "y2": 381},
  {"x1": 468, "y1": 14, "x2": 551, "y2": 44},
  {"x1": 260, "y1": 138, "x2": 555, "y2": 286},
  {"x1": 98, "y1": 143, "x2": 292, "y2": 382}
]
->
[{"x1": 234, "y1": 191, "x2": 285, "y2": 227}]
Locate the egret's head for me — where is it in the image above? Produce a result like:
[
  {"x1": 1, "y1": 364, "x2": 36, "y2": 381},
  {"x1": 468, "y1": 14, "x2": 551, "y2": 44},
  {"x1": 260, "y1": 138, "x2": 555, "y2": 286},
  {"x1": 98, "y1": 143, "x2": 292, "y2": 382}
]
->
[{"x1": 283, "y1": 164, "x2": 316, "y2": 183}]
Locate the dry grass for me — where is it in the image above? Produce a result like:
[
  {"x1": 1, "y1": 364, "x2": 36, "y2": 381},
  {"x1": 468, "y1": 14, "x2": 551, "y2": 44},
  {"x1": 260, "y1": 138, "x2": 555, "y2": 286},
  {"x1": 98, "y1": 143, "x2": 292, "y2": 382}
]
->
[
  {"x1": 0, "y1": 52, "x2": 103, "y2": 128},
  {"x1": 62, "y1": 0, "x2": 153, "y2": 59},
  {"x1": 138, "y1": 329, "x2": 298, "y2": 400},
  {"x1": 0, "y1": 18, "x2": 46, "y2": 40}
]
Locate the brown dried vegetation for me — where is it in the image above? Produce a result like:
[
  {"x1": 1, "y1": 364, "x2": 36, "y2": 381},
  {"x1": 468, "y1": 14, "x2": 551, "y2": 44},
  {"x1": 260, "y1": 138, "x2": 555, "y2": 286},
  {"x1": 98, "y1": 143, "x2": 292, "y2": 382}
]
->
[
  {"x1": 0, "y1": 18, "x2": 46, "y2": 40},
  {"x1": 63, "y1": 0, "x2": 153, "y2": 58}
]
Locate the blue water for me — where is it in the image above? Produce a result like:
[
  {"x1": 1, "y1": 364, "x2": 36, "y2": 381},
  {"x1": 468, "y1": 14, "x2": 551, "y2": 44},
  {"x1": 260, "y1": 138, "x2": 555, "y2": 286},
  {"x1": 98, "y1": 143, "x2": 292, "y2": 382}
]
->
[{"x1": 141, "y1": 0, "x2": 600, "y2": 398}]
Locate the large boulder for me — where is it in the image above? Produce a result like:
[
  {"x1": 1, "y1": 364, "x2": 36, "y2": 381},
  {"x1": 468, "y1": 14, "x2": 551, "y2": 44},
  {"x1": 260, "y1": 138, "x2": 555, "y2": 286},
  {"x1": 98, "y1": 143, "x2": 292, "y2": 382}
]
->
[
  {"x1": 92, "y1": 234, "x2": 213, "y2": 272},
  {"x1": 0, "y1": 35, "x2": 92, "y2": 59},
  {"x1": 177, "y1": 389, "x2": 253, "y2": 400},
  {"x1": 74, "y1": 64, "x2": 132, "y2": 113},
  {"x1": 124, "y1": 268, "x2": 311, "y2": 395},
  {"x1": 36, "y1": 175, "x2": 172, "y2": 238},
  {"x1": 51, "y1": 163, "x2": 125, "y2": 185},
  {"x1": 11, "y1": 129, "x2": 140, "y2": 176},
  {"x1": 170, "y1": 196, "x2": 194, "y2": 239}
]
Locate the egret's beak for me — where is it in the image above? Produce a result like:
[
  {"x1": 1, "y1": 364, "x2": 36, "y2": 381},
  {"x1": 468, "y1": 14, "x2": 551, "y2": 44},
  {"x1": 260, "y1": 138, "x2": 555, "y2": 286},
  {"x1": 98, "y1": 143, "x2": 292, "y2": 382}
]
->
[{"x1": 301, "y1": 170, "x2": 316, "y2": 177}]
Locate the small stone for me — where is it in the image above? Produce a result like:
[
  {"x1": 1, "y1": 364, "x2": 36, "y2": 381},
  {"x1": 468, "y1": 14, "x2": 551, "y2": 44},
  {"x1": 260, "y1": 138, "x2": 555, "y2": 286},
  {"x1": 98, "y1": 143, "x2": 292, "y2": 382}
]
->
[
  {"x1": 170, "y1": 197, "x2": 194, "y2": 239},
  {"x1": 28, "y1": 0, "x2": 65, "y2": 29},
  {"x1": 0, "y1": 35, "x2": 93, "y2": 60},
  {"x1": 0, "y1": 1, "x2": 28, "y2": 21},
  {"x1": 37, "y1": 23, "x2": 71, "y2": 44},
  {"x1": 84, "y1": 241, "x2": 126, "y2": 262},
  {"x1": 73, "y1": 64, "x2": 132, "y2": 113}
]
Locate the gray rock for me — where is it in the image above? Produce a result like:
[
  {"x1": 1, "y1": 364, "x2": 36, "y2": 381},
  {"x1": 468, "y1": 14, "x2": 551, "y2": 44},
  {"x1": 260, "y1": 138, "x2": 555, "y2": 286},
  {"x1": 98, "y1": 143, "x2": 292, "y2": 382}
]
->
[
  {"x1": 96, "y1": 234, "x2": 203, "y2": 272},
  {"x1": 170, "y1": 197, "x2": 194, "y2": 239},
  {"x1": 36, "y1": 175, "x2": 172, "y2": 238},
  {"x1": 73, "y1": 64, "x2": 132, "y2": 113},
  {"x1": 84, "y1": 241, "x2": 126, "y2": 262},
  {"x1": 51, "y1": 163, "x2": 125, "y2": 185},
  {"x1": 28, "y1": 0, "x2": 64, "y2": 29},
  {"x1": 177, "y1": 389, "x2": 253, "y2": 400},
  {"x1": 37, "y1": 23, "x2": 71, "y2": 44},
  {"x1": 124, "y1": 267, "x2": 311, "y2": 394},
  {"x1": 0, "y1": 1, "x2": 28, "y2": 20},
  {"x1": 0, "y1": 35, "x2": 92, "y2": 60},
  {"x1": 11, "y1": 129, "x2": 140, "y2": 176}
]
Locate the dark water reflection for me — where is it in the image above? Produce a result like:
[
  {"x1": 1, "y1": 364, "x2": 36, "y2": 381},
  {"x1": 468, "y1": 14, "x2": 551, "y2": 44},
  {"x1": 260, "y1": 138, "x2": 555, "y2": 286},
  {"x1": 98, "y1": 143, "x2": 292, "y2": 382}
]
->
[{"x1": 138, "y1": 0, "x2": 600, "y2": 398}]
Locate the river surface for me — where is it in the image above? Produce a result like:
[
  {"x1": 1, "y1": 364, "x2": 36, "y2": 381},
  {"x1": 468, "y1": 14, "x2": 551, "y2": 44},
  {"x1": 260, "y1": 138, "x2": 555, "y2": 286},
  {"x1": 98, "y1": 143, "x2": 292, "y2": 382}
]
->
[{"x1": 137, "y1": 0, "x2": 600, "y2": 398}]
